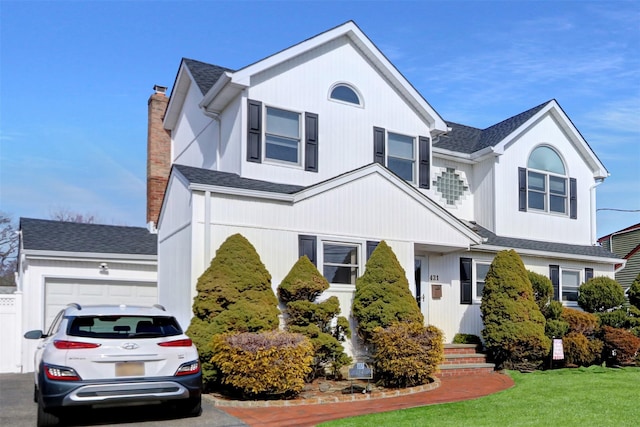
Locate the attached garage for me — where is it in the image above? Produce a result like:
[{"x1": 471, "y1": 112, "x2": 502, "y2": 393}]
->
[
  {"x1": 44, "y1": 278, "x2": 158, "y2": 328},
  {"x1": 15, "y1": 218, "x2": 158, "y2": 373}
]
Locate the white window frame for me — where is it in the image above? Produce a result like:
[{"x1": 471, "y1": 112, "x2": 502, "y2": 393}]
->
[
  {"x1": 328, "y1": 82, "x2": 363, "y2": 107},
  {"x1": 386, "y1": 131, "x2": 416, "y2": 183},
  {"x1": 321, "y1": 241, "x2": 360, "y2": 286},
  {"x1": 560, "y1": 268, "x2": 581, "y2": 305},
  {"x1": 264, "y1": 105, "x2": 303, "y2": 166},
  {"x1": 474, "y1": 262, "x2": 491, "y2": 302},
  {"x1": 526, "y1": 146, "x2": 568, "y2": 216}
]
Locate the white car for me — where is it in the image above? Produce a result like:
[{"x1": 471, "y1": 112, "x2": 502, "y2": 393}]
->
[{"x1": 24, "y1": 304, "x2": 202, "y2": 427}]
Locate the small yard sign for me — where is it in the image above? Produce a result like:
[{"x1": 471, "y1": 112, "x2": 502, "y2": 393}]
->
[{"x1": 348, "y1": 362, "x2": 373, "y2": 379}]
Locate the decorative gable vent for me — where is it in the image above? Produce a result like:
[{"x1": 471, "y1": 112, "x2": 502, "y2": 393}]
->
[{"x1": 433, "y1": 168, "x2": 468, "y2": 206}]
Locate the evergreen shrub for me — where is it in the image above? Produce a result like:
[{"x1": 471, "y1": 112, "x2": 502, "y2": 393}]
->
[
  {"x1": 597, "y1": 309, "x2": 640, "y2": 329},
  {"x1": 480, "y1": 250, "x2": 550, "y2": 370},
  {"x1": 186, "y1": 234, "x2": 279, "y2": 389},
  {"x1": 452, "y1": 333, "x2": 482, "y2": 346},
  {"x1": 211, "y1": 331, "x2": 313, "y2": 398},
  {"x1": 352, "y1": 241, "x2": 423, "y2": 343},
  {"x1": 543, "y1": 300, "x2": 564, "y2": 320},
  {"x1": 562, "y1": 332, "x2": 602, "y2": 366},
  {"x1": 600, "y1": 326, "x2": 640, "y2": 366},
  {"x1": 278, "y1": 256, "x2": 351, "y2": 379},
  {"x1": 578, "y1": 277, "x2": 625, "y2": 313},
  {"x1": 528, "y1": 270, "x2": 553, "y2": 311},
  {"x1": 545, "y1": 319, "x2": 569, "y2": 339},
  {"x1": 561, "y1": 308, "x2": 599, "y2": 335},
  {"x1": 371, "y1": 322, "x2": 444, "y2": 388},
  {"x1": 629, "y1": 273, "x2": 640, "y2": 310}
]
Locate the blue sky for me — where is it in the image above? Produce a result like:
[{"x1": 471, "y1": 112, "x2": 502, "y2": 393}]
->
[{"x1": 1, "y1": 0, "x2": 638, "y2": 237}]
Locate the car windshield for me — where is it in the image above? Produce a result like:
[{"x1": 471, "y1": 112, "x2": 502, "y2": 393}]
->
[{"x1": 67, "y1": 315, "x2": 182, "y2": 339}]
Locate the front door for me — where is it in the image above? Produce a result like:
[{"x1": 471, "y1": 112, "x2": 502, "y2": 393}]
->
[{"x1": 415, "y1": 256, "x2": 429, "y2": 321}]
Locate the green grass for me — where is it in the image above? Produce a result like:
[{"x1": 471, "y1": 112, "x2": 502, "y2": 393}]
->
[{"x1": 319, "y1": 367, "x2": 640, "y2": 427}]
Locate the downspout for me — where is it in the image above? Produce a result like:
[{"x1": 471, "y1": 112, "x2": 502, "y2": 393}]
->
[
  {"x1": 204, "y1": 190, "x2": 211, "y2": 265},
  {"x1": 590, "y1": 179, "x2": 604, "y2": 245}
]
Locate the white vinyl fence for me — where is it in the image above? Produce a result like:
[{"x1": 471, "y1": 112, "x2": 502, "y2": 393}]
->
[{"x1": 0, "y1": 292, "x2": 23, "y2": 373}]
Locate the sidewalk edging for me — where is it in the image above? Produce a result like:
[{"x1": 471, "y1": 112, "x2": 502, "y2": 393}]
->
[{"x1": 206, "y1": 377, "x2": 441, "y2": 407}]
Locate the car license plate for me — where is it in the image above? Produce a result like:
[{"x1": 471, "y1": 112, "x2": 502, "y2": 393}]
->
[{"x1": 115, "y1": 362, "x2": 144, "y2": 377}]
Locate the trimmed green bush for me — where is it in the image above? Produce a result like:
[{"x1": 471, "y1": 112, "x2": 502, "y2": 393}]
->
[
  {"x1": 528, "y1": 270, "x2": 554, "y2": 311},
  {"x1": 629, "y1": 273, "x2": 640, "y2": 310},
  {"x1": 211, "y1": 331, "x2": 313, "y2": 398},
  {"x1": 561, "y1": 307, "x2": 599, "y2": 336},
  {"x1": 371, "y1": 322, "x2": 444, "y2": 388},
  {"x1": 278, "y1": 256, "x2": 351, "y2": 379},
  {"x1": 600, "y1": 326, "x2": 640, "y2": 366},
  {"x1": 597, "y1": 309, "x2": 640, "y2": 329},
  {"x1": 480, "y1": 250, "x2": 550, "y2": 370},
  {"x1": 543, "y1": 300, "x2": 564, "y2": 320},
  {"x1": 562, "y1": 332, "x2": 602, "y2": 366},
  {"x1": 578, "y1": 276, "x2": 625, "y2": 313},
  {"x1": 352, "y1": 241, "x2": 423, "y2": 343},
  {"x1": 453, "y1": 333, "x2": 482, "y2": 346},
  {"x1": 186, "y1": 234, "x2": 279, "y2": 390},
  {"x1": 545, "y1": 319, "x2": 569, "y2": 339}
]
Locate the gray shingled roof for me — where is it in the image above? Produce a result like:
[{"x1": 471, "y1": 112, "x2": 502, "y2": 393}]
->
[
  {"x1": 20, "y1": 218, "x2": 157, "y2": 255},
  {"x1": 174, "y1": 164, "x2": 305, "y2": 194},
  {"x1": 435, "y1": 101, "x2": 551, "y2": 154},
  {"x1": 182, "y1": 58, "x2": 234, "y2": 95},
  {"x1": 469, "y1": 222, "x2": 619, "y2": 259}
]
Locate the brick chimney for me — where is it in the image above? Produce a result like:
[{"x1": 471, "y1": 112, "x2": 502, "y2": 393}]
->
[{"x1": 147, "y1": 85, "x2": 171, "y2": 229}]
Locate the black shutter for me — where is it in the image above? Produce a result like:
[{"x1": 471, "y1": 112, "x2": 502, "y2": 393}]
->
[
  {"x1": 550, "y1": 265, "x2": 560, "y2": 301},
  {"x1": 419, "y1": 136, "x2": 430, "y2": 189},
  {"x1": 518, "y1": 167, "x2": 527, "y2": 212},
  {"x1": 298, "y1": 235, "x2": 317, "y2": 266},
  {"x1": 304, "y1": 112, "x2": 319, "y2": 172},
  {"x1": 373, "y1": 127, "x2": 385, "y2": 165},
  {"x1": 570, "y1": 178, "x2": 577, "y2": 219},
  {"x1": 247, "y1": 99, "x2": 262, "y2": 163},
  {"x1": 585, "y1": 268, "x2": 593, "y2": 282},
  {"x1": 366, "y1": 241, "x2": 379, "y2": 260},
  {"x1": 460, "y1": 258, "x2": 472, "y2": 304}
]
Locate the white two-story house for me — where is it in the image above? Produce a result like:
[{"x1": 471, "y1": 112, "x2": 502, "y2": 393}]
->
[{"x1": 150, "y1": 21, "x2": 622, "y2": 352}]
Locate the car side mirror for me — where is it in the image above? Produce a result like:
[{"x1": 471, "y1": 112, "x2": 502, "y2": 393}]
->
[{"x1": 24, "y1": 330, "x2": 45, "y2": 339}]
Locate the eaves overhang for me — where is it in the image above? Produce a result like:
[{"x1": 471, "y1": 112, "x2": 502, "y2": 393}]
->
[
  {"x1": 471, "y1": 244, "x2": 624, "y2": 266},
  {"x1": 22, "y1": 249, "x2": 157, "y2": 264}
]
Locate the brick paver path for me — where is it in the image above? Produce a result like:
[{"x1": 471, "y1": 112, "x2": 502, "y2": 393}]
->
[{"x1": 218, "y1": 372, "x2": 514, "y2": 426}]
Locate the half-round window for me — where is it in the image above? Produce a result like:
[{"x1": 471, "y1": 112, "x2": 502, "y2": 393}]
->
[
  {"x1": 528, "y1": 146, "x2": 565, "y2": 175},
  {"x1": 329, "y1": 84, "x2": 361, "y2": 106}
]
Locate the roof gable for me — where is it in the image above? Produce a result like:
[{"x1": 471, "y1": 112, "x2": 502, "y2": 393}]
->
[{"x1": 20, "y1": 218, "x2": 157, "y2": 255}]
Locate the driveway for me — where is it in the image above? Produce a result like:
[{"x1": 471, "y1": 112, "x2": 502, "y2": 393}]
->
[{"x1": 0, "y1": 373, "x2": 248, "y2": 427}]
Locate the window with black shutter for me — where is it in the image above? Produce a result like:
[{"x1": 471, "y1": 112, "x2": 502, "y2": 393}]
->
[
  {"x1": 550, "y1": 265, "x2": 560, "y2": 301},
  {"x1": 298, "y1": 235, "x2": 317, "y2": 266}
]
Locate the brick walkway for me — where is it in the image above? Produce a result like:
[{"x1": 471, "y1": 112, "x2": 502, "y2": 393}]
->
[{"x1": 216, "y1": 372, "x2": 514, "y2": 426}]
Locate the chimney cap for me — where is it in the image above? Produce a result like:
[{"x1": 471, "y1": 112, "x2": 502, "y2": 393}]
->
[{"x1": 153, "y1": 85, "x2": 167, "y2": 95}]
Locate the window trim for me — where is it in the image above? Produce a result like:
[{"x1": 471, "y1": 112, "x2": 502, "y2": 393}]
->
[
  {"x1": 328, "y1": 82, "x2": 363, "y2": 107},
  {"x1": 560, "y1": 268, "x2": 581, "y2": 304},
  {"x1": 522, "y1": 145, "x2": 570, "y2": 216},
  {"x1": 322, "y1": 241, "x2": 360, "y2": 286},
  {"x1": 264, "y1": 105, "x2": 303, "y2": 166},
  {"x1": 474, "y1": 261, "x2": 491, "y2": 302},
  {"x1": 386, "y1": 130, "x2": 417, "y2": 184}
]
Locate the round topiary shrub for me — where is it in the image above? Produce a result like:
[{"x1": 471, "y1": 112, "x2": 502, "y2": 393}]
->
[
  {"x1": 562, "y1": 332, "x2": 601, "y2": 367},
  {"x1": 600, "y1": 326, "x2": 640, "y2": 366},
  {"x1": 352, "y1": 241, "x2": 423, "y2": 343},
  {"x1": 528, "y1": 270, "x2": 554, "y2": 311},
  {"x1": 480, "y1": 250, "x2": 550, "y2": 370},
  {"x1": 629, "y1": 273, "x2": 640, "y2": 310},
  {"x1": 371, "y1": 322, "x2": 444, "y2": 388},
  {"x1": 211, "y1": 331, "x2": 313, "y2": 398},
  {"x1": 561, "y1": 307, "x2": 599, "y2": 336},
  {"x1": 578, "y1": 276, "x2": 625, "y2": 313}
]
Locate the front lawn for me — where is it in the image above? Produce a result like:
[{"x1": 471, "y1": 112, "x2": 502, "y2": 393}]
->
[{"x1": 320, "y1": 366, "x2": 639, "y2": 427}]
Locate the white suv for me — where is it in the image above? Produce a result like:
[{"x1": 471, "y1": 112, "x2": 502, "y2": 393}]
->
[{"x1": 25, "y1": 304, "x2": 202, "y2": 427}]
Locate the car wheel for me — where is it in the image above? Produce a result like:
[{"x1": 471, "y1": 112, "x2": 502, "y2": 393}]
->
[
  {"x1": 37, "y1": 398, "x2": 61, "y2": 427},
  {"x1": 176, "y1": 396, "x2": 202, "y2": 417}
]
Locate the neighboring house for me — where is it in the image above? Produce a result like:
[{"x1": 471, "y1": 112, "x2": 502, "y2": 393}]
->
[
  {"x1": 598, "y1": 223, "x2": 640, "y2": 292},
  {"x1": 14, "y1": 218, "x2": 158, "y2": 373},
  {"x1": 148, "y1": 21, "x2": 621, "y2": 355}
]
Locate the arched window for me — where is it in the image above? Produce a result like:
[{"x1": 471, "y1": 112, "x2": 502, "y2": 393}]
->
[
  {"x1": 525, "y1": 146, "x2": 568, "y2": 214},
  {"x1": 329, "y1": 84, "x2": 361, "y2": 106}
]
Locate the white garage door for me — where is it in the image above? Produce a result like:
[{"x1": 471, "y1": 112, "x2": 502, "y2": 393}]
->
[{"x1": 45, "y1": 278, "x2": 158, "y2": 329}]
